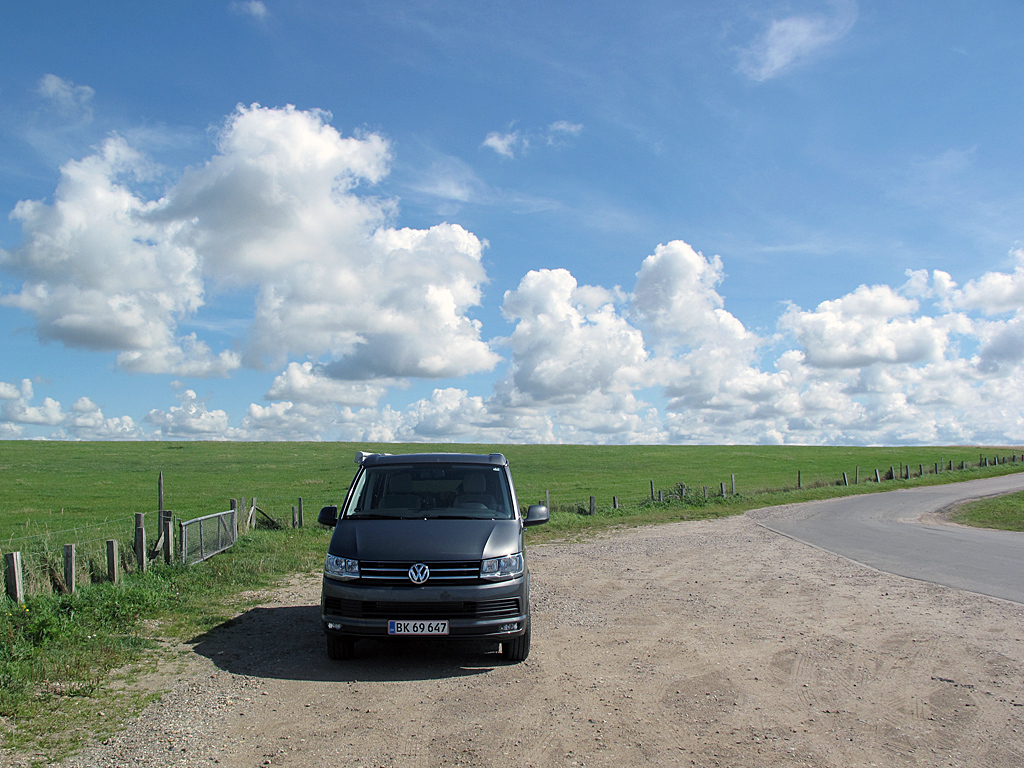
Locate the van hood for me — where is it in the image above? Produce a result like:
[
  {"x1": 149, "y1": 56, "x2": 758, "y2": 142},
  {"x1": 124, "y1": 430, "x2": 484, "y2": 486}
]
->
[{"x1": 328, "y1": 518, "x2": 522, "y2": 561}]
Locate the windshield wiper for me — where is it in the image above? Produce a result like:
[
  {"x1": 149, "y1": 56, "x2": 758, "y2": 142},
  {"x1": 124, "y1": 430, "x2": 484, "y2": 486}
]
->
[
  {"x1": 429, "y1": 514, "x2": 498, "y2": 520},
  {"x1": 347, "y1": 512, "x2": 418, "y2": 519}
]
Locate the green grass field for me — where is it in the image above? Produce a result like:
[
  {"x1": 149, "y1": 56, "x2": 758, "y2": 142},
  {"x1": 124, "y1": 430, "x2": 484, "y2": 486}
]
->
[
  {"x1": 2, "y1": 440, "x2": 1023, "y2": 762},
  {"x1": 2, "y1": 440, "x2": 1021, "y2": 599},
  {"x1": 2, "y1": 441, "x2": 1016, "y2": 538}
]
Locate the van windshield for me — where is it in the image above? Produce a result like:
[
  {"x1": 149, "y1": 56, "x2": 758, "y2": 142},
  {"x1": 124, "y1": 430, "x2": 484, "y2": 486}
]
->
[{"x1": 345, "y1": 464, "x2": 515, "y2": 520}]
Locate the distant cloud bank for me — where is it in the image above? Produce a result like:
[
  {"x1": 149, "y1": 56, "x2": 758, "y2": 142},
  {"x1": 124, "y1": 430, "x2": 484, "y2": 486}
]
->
[{"x1": 2, "y1": 102, "x2": 1023, "y2": 444}]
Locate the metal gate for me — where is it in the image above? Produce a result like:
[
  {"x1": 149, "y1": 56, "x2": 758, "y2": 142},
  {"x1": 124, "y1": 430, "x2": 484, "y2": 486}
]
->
[{"x1": 180, "y1": 508, "x2": 238, "y2": 565}]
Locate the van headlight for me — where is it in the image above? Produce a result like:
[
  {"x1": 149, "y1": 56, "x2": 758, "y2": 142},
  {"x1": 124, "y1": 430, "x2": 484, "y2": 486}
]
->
[
  {"x1": 480, "y1": 553, "x2": 524, "y2": 581},
  {"x1": 325, "y1": 554, "x2": 360, "y2": 581}
]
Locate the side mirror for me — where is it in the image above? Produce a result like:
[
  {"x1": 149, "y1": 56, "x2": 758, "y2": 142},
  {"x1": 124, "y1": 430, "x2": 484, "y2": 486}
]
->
[
  {"x1": 524, "y1": 504, "x2": 549, "y2": 527},
  {"x1": 318, "y1": 505, "x2": 339, "y2": 528}
]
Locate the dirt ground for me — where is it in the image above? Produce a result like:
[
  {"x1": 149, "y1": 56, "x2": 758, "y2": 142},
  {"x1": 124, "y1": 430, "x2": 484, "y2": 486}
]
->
[{"x1": 43, "y1": 509, "x2": 1024, "y2": 768}]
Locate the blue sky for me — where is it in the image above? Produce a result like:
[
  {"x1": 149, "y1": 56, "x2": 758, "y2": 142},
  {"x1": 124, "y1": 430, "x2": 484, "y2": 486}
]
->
[{"x1": 2, "y1": 0, "x2": 1023, "y2": 444}]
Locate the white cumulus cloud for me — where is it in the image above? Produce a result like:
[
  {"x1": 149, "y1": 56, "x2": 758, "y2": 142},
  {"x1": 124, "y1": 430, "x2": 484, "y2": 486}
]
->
[
  {"x1": 0, "y1": 379, "x2": 63, "y2": 426},
  {"x1": 3, "y1": 103, "x2": 499, "y2": 385},
  {"x1": 500, "y1": 268, "x2": 646, "y2": 403},
  {"x1": 160, "y1": 104, "x2": 499, "y2": 379},
  {"x1": 144, "y1": 389, "x2": 240, "y2": 439},
  {"x1": 0, "y1": 135, "x2": 236, "y2": 377},
  {"x1": 0, "y1": 379, "x2": 144, "y2": 439},
  {"x1": 266, "y1": 362, "x2": 389, "y2": 407},
  {"x1": 779, "y1": 284, "x2": 948, "y2": 369}
]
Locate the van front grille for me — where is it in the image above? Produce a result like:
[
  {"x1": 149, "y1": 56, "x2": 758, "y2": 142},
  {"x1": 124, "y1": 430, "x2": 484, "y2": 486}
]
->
[
  {"x1": 324, "y1": 597, "x2": 521, "y2": 620},
  {"x1": 358, "y1": 560, "x2": 482, "y2": 585}
]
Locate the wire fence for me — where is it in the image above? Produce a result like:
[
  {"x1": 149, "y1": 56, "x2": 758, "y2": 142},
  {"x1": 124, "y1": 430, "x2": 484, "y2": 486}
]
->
[
  {"x1": 549, "y1": 452, "x2": 1024, "y2": 515},
  {"x1": 3, "y1": 517, "x2": 133, "y2": 549},
  {"x1": 2, "y1": 495, "x2": 306, "y2": 602},
  {"x1": 2, "y1": 523, "x2": 135, "y2": 599}
]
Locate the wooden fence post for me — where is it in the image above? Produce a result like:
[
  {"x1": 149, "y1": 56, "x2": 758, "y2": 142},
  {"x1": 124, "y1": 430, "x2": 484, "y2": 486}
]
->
[
  {"x1": 842, "y1": 472, "x2": 849, "y2": 487},
  {"x1": 650, "y1": 480, "x2": 655, "y2": 501},
  {"x1": 720, "y1": 482, "x2": 726, "y2": 498},
  {"x1": 162, "y1": 511, "x2": 174, "y2": 564},
  {"x1": 613, "y1": 496, "x2": 619, "y2": 509},
  {"x1": 134, "y1": 513, "x2": 147, "y2": 574},
  {"x1": 106, "y1": 540, "x2": 119, "y2": 583},
  {"x1": 298, "y1": 498, "x2": 304, "y2": 528},
  {"x1": 589, "y1": 496, "x2": 596, "y2": 515},
  {"x1": 64, "y1": 544, "x2": 76, "y2": 594},
  {"x1": 855, "y1": 466, "x2": 860, "y2": 484},
  {"x1": 797, "y1": 470, "x2": 802, "y2": 489},
  {"x1": 731, "y1": 474, "x2": 736, "y2": 495},
  {"x1": 875, "y1": 469, "x2": 881, "y2": 483},
  {"x1": 545, "y1": 490, "x2": 550, "y2": 509},
  {"x1": 158, "y1": 471, "x2": 164, "y2": 513},
  {"x1": 4, "y1": 552, "x2": 25, "y2": 604}
]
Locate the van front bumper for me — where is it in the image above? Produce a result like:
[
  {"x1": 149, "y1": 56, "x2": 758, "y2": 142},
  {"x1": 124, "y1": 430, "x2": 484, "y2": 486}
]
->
[{"x1": 321, "y1": 574, "x2": 530, "y2": 640}]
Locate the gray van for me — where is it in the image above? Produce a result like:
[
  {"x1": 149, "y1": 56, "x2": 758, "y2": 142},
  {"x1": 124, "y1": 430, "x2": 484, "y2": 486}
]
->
[{"x1": 318, "y1": 452, "x2": 549, "y2": 662}]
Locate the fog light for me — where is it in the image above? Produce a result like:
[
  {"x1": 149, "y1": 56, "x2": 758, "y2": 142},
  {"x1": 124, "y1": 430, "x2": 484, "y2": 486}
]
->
[
  {"x1": 327, "y1": 622, "x2": 341, "y2": 630},
  {"x1": 499, "y1": 622, "x2": 520, "y2": 632}
]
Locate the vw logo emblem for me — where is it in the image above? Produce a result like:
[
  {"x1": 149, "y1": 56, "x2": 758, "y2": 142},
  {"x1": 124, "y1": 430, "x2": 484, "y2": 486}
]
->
[{"x1": 408, "y1": 563, "x2": 430, "y2": 584}]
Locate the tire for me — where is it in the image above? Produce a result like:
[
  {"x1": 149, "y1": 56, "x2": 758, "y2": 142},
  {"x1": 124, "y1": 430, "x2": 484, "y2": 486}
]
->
[
  {"x1": 501, "y1": 619, "x2": 531, "y2": 662},
  {"x1": 327, "y1": 634, "x2": 355, "y2": 660}
]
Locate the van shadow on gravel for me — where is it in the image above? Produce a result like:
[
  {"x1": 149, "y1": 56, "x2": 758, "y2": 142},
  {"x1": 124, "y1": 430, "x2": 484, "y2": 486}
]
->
[{"x1": 189, "y1": 605, "x2": 501, "y2": 683}]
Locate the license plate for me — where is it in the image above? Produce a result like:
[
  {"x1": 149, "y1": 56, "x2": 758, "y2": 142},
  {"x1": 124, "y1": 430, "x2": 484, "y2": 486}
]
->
[{"x1": 388, "y1": 620, "x2": 449, "y2": 636}]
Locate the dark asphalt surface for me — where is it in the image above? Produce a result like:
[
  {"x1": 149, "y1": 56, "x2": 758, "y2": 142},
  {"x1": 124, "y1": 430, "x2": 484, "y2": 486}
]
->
[{"x1": 750, "y1": 473, "x2": 1024, "y2": 604}]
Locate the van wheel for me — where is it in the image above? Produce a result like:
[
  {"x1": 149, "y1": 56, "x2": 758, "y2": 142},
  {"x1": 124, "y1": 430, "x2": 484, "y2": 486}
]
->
[
  {"x1": 501, "y1": 620, "x2": 531, "y2": 662},
  {"x1": 327, "y1": 635, "x2": 355, "y2": 660}
]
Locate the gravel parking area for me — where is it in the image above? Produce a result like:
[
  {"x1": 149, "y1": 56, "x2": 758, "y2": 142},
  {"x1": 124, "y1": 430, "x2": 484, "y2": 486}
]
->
[{"x1": 37, "y1": 512, "x2": 1024, "y2": 768}]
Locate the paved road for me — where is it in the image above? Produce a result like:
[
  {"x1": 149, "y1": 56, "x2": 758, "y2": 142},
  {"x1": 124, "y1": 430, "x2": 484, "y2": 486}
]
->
[{"x1": 750, "y1": 473, "x2": 1024, "y2": 604}]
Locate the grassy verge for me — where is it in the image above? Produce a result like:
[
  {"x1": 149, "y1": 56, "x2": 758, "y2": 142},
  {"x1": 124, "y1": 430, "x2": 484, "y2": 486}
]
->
[
  {"x1": 949, "y1": 491, "x2": 1024, "y2": 532},
  {"x1": 1, "y1": 527, "x2": 328, "y2": 763}
]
